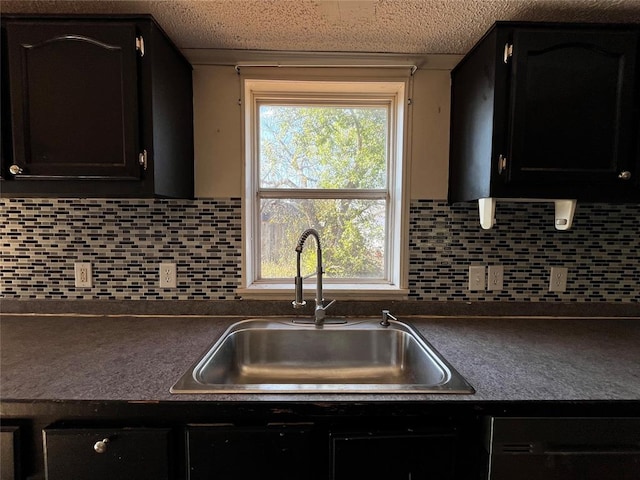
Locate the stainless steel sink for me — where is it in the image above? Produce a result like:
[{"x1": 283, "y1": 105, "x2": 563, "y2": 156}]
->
[{"x1": 170, "y1": 318, "x2": 474, "y2": 394}]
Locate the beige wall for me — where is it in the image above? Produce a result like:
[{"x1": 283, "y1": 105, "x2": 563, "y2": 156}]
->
[
  {"x1": 409, "y1": 69, "x2": 451, "y2": 200},
  {"x1": 193, "y1": 66, "x2": 243, "y2": 198},
  {"x1": 193, "y1": 65, "x2": 453, "y2": 200}
]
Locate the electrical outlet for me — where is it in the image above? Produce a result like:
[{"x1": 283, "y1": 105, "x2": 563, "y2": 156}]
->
[
  {"x1": 488, "y1": 265, "x2": 504, "y2": 291},
  {"x1": 74, "y1": 263, "x2": 92, "y2": 288},
  {"x1": 469, "y1": 266, "x2": 485, "y2": 291},
  {"x1": 549, "y1": 266, "x2": 568, "y2": 293},
  {"x1": 159, "y1": 263, "x2": 177, "y2": 288}
]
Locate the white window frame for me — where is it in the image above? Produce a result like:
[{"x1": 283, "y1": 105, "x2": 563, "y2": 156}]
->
[{"x1": 238, "y1": 73, "x2": 410, "y2": 300}]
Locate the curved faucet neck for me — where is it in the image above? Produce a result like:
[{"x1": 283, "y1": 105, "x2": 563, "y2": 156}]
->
[{"x1": 293, "y1": 228, "x2": 333, "y2": 325}]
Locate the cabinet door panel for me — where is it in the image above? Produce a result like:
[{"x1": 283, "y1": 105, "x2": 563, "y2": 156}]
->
[
  {"x1": 332, "y1": 431, "x2": 457, "y2": 480},
  {"x1": 6, "y1": 22, "x2": 140, "y2": 179},
  {"x1": 43, "y1": 427, "x2": 170, "y2": 480},
  {"x1": 0, "y1": 426, "x2": 20, "y2": 480},
  {"x1": 507, "y1": 29, "x2": 637, "y2": 189},
  {"x1": 187, "y1": 425, "x2": 320, "y2": 480}
]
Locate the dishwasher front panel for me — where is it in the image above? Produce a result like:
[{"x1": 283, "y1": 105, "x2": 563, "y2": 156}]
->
[{"x1": 485, "y1": 417, "x2": 640, "y2": 480}]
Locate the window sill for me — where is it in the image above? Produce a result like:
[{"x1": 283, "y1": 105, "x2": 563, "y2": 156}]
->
[{"x1": 237, "y1": 283, "x2": 409, "y2": 301}]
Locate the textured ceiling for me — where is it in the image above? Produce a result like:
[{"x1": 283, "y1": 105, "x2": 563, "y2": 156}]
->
[{"x1": 3, "y1": 0, "x2": 640, "y2": 54}]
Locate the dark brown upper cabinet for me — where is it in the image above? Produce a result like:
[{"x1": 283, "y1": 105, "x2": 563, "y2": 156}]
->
[
  {"x1": 1, "y1": 15, "x2": 194, "y2": 198},
  {"x1": 449, "y1": 22, "x2": 640, "y2": 205}
]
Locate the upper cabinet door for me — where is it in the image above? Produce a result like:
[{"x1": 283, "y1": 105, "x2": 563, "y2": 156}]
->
[
  {"x1": 6, "y1": 22, "x2": 141, "y2": 179},
  {"x1": 506, "y1": 28, "x2": 638, "y2": 190}
]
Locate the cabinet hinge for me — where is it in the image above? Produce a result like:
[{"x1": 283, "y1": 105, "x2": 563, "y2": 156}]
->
[
  {"x1": 503, "y1": 43, "x2": 513, "y2": 64},
  {"x1": 498, "y1": 154, "x2": 507, "y2": 174},
  {"x1": 136, "y1": 36, "x2": 145, "y2": 57},
  {"x1": 139, "y1": 150, "x2": 148, "y2": 170}
]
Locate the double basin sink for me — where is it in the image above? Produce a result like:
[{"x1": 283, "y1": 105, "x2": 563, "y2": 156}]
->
[{"x1": 171, "y1": 316, "x2": 474, "y2": 394}]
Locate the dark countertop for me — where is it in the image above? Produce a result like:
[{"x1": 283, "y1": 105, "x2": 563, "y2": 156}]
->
[{"x1": 1, "y1": 314, "x2": 639, "y2": 403}]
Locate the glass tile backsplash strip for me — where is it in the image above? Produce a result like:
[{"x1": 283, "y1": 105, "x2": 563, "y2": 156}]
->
[{"x1": 1, "y1": 198, "x2": 638, "y2": 302}]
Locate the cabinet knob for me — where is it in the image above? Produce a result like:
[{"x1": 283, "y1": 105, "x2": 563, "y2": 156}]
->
[
  {"x1": 618, "y1": 171, "x2": 632, "y2": 180},
  {"x1": 9, "y1": 164, "x2": 23, "y2": 175},
  {"x1": 93, "y1": 438, "x2": 110, "y2": 454}
]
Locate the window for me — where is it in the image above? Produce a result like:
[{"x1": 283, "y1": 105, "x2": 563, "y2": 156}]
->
[{"x1": 241, "y1": 75, "x2": 409, "y2": 299}]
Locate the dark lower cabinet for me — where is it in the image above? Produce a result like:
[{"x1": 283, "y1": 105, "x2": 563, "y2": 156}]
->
[
  {"x1": 3, "y1": 402, "x2": 636, "y2": 480},
  {"x1": 331, "y1": 429, "x2": 457, "y2": 480},
  {"x1": 187, "y1": 424, "x2": 323, "y2": 480},
  {"x1": 43, "y1": 427, "x2": 171, "y2": 480},
  {"x1": 0, "y1": 426, "x2": 20, "y2": 480}
]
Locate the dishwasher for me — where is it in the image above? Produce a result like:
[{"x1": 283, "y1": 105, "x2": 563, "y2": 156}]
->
[{"x1": 484, "y1": 417, "x2": 640, "y2": 480}]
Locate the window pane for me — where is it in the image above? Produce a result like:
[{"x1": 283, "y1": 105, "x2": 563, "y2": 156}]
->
[
  {"x1": 260, "y1": 198, "x2": 386, "y2": 279},
  {"x1": 259, "y1": 105, "x2": 387, "y2": 189}
]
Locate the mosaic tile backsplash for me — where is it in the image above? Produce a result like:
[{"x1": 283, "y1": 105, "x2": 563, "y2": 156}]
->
[{"x1": 1, "y1": 198, "x2": 638, "y2": 302}]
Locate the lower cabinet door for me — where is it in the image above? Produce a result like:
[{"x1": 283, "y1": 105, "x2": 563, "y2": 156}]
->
[
  {"x1": 331, "y1": 429, "x2": 457, "y2": 480},
  {"x1": 1, "y1": 426, "x2": 21, "y2": 480},
  {"x1": 187, "y1": 424, "x2": 321, "y2": 480},
  {"x1": 43, "y1": 427, "x2": 171, "y2": 480}
]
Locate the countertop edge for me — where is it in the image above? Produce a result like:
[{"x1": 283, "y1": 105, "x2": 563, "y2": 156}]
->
[{"x1": 2, "y1": 299, "x2": 640, "y2": 318}]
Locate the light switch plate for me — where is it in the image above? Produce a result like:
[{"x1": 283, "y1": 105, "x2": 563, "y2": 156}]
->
[
  {"x1": 469, "y1": 266, "x2": 485, "y2": 291},
  {"x1": 549, "y1": 267, "x2": 568, "y2": 292}
]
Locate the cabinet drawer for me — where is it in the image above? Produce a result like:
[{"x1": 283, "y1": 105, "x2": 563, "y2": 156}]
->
[{"x1": 43, "y1": 427, "x2": 170, "y2": 480}]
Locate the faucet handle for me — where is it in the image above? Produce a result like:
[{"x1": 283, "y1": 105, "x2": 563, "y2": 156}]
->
[
  {"x1": 314, "y1": 299, "x2": 336, "y2": 326},
  {"x1": 323, "y1": 299, "x2": 336, "y2": 311}
]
